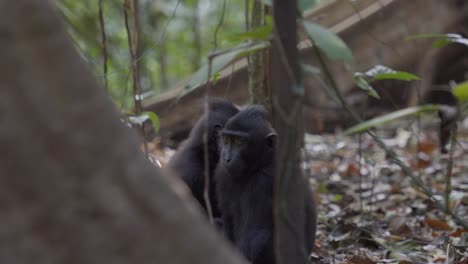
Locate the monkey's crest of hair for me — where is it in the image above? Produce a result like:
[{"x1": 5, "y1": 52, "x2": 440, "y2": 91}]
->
[
  {"x1": 207, "y1": 98, "x2": 239, "y2": 116},
  {"x1": 236, "y1": 105, "x2": 270, "y2": 122}
]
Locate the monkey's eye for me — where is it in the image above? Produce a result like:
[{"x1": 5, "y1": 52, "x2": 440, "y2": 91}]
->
[{"x1": 232, "y1": 137, "x2": 241, "y2": 145}]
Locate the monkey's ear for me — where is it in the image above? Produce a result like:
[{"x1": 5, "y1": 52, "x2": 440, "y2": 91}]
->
[{"x1": 265, "y1": 132, "x2": 277, "y2": 148}]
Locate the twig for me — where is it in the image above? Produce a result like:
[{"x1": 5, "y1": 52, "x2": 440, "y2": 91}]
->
[
  {"x1": 444, "y1": 124, "x2": 457, "y2": 212},
  {"x1": 213, "y1": 0, "x2": 227, "y2": 50},
  {"x1": 124, "y1": 0, "x2": 148, "y2": 155},
  {"x1": 98, "y1": 0, "x2": 108, "y2": 92}
]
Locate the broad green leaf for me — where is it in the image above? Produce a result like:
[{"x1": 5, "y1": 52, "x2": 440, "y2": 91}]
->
[
  {"x1": 303, "y1": 21, "x2": 353, "y2": 62},
  {"x1": 183, "y1": 41, "x2": 270, "y2": 94},
  {"x1": 344, "y1": 105, "x2": 439, "y2": 135},
  {"x1": 354, "y1": 74, "x2": 380, "y2": 99},
  {"x1": 364, "y1": 65, "x2": 420, "y2": 81},
  {"x1": 227, "y1": 25, "x2": 272, "y2": 42},
  {"x1": 452, "y1": 82, "x2": 468, "y2": 102}
]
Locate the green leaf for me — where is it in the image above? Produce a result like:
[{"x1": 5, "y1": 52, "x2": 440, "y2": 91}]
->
[
  {"x1": 374, "y1": 72, "x2": 420, "y2": 81},
  {"x1": 183, "y1": 41, "x2": 270, "y2": 95},
  {"x1": 317, "y1": 184, "x2": 328, "y2": 193},
  {"x1": 433, "y1": 39, "x2": 452, "y2": 49},
  {"x1": 364, "y1": 65, "x2": 420, "y2": 81},
  {"x1": 332, "y1": 194, "x2": 343, "y2": 202},
  {"x1": 141, "y1": 111, "x2": 160, "y2": 132},
  {"x1": 227, "y1": 25, "x2": 272, "y2": 42},
  {"x1": 344, "y1": 105, "x2": 439, "y2": 135},
  {"x1": 354, "y1": 74, "x2": 380, "y2": 99},
  {"x1": 452, "y1": 82, "x2": 468, "y2": 102},
  {"x1": 406, "y1": 33, "x2": 468, "y2": 48},
  {"x1": 303, "y1": 21, "x2": 353, "y2": 62}
]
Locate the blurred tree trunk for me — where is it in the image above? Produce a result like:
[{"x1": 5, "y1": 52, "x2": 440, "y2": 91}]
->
[
  {"x1": 126, "y1": 0, "x2": 143, "y2": 113},
  {"x1": 0, "y1": 1, "x2": 247, "y2": 264},
  {"x1": 191, "y1": 0, "x2": 201, "y2": 70},
  {"x1": 148, "y1": 3, "x2": 169, "y2": 90},
  {"x1": 270, "y1": 0, "x2": 312, "y2": 263}
]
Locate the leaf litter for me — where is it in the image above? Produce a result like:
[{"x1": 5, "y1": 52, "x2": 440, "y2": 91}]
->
[{"x1": 147, "y1": 118, "x2": 468, "y2": 264}]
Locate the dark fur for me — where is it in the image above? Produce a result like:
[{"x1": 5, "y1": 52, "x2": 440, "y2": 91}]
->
[
  {"x1": 216, "y1": 105, "x2": 317, "y2": 263},
  {"x1": 216, "y1": 105, "x2": 276, "y2": 264},
  {"x1": 167, "y1": 98, "x2": 239, "y2": 217}
]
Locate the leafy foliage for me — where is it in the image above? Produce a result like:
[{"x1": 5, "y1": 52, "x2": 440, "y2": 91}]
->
[
  {"x1": 354, "y1": 65, "x2": 420, "y2": 99},
  {"x1": 407, "y1": 33, "x2": 468, "y2": 48},
  {"x1": 452, "y1": 82, "x2": 468, "y2": 102},
  {"x1": 344, "y1": 105, "x2": 439, "y2": 135},
  {"x1": 303, "y1": 21, "x2": 353, "y2": 62},
  {"x1": 183, "y1": 41, "x2": 270, "y2": 96}
]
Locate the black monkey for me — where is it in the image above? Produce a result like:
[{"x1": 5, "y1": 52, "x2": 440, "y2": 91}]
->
[
  {"x1": 167, "y1": 98, "x2": 239, "y2": 218},
  {"x1": 216, "y1": 105, "x2": 317, "y2": 264},
  {"x1": 215, "y1": 105, "x2": 276, "y2": 264}
]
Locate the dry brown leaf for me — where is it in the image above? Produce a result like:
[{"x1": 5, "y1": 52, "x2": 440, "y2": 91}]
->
[
  {"x1": 425, "y1": 218, "x2": 452, "y2": 231},
  {"x1": 450, "y1": 228, "x2": 468, "y2": 237},
  {"x1": 346, "y1": 163, "x2": 360, "y2": 177},
  {"x1": 418, "y1": 140, "x2": 438, "y2": 154}
]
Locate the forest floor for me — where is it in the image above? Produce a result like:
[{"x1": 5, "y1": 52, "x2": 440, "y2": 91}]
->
[{"x1": 147, "y1": 118, "x2": 468, "y2": 264}]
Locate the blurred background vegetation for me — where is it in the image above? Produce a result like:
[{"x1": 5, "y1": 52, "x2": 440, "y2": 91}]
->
[{"x1": 57, "y1": 0, "x2": 325, "y2": 109}]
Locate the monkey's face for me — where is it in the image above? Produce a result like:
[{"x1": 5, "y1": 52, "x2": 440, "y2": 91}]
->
[
  {"x1": 218, "y1": 105, "x2": 277, "y2": 177},
  {"x1": 219, "y1": 131, "x2": 249, "y2": 176}
]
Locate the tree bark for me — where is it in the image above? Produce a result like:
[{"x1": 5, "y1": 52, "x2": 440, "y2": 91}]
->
[
  {"x1": 0, "y1": 1, "x2": 247, "y2": 264},
  {"x1": 191, "y1": 0, "x2": 202, "y2": 71},
  {"x1": 270, "y1": 0, "x2": 314, "y2": 263},
  {"x1": 247, "y1": 1, "x2": 270, "y2": 109}
]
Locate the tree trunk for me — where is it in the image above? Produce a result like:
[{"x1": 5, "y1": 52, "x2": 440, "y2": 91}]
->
[
  {"x1": 270, "y1": 0, "x2": 314, "y2": 263},
  {"x1": 0, "y1": 1, "x2": 247, "y2": 264},
  {"x1": 247, "y1": 1, "x2": 270, "y2": 109},
  {"x1": 191, "y1": 0, "x2": 202, "y2": 71},
  {"x1": 148, "y1": 4, "x2": 169, "y2": 91}
]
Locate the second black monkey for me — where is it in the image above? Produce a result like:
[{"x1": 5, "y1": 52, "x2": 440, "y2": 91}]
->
[{"x1": 167, "y1": 98, "x2": 239, "y2": 217}]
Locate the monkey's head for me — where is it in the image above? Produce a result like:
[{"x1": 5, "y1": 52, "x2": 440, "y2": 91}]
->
[
  {"x1": 189, "y1": 98, "x2": 239, "y2": 165},
  {"x1": 218, "y1": 105, "x2": 276, "y2": 177}
]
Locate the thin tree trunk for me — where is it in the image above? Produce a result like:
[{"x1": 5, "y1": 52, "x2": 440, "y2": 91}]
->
[
  {"x1": 0, "y1": 1, "x2": 247, "y2": 264},
  {"x1": 270, "y1": 0, "x2": 315, "y2": 263},
  {"x1": 247, "y1": 1, "x2": 270, "y2": 109},
  {"x1": 148, "y1": 5, "x2": 169, "y2": 91},
  {"x1": 192, "y1": 0, "x2": 201, "y2": 70}
]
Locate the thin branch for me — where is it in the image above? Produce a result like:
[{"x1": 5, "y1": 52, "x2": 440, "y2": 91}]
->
[
  {"x1": 444, "y1": 125, "x2": 457, "y2": 212},
  {"x1": 98, "y1": 0, "x2": 108, "y2": 92},
  {"x1": 99, "y1": 0, "x2": 181, "y2": 78},
  {"x1": 124, "y1": 0, "x2": 142, "y2": 114},
  {"x1": 213, "y1": 0, "x2": 227, "y2": 50}
]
